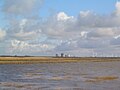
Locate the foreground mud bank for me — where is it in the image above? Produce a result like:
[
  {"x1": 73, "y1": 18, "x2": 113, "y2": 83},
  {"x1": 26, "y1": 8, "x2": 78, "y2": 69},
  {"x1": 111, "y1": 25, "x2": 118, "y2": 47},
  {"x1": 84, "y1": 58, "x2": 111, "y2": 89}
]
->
[{"x1": 0, "y1": 57, "x2": 120, "y2": 64}]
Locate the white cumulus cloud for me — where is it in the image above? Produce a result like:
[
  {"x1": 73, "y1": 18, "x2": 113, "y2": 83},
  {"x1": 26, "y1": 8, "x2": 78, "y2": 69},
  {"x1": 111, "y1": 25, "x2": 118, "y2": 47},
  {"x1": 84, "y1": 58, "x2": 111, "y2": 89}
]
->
[{"x1": 57, "y1": 12, "x2": 74, "y2": 21}]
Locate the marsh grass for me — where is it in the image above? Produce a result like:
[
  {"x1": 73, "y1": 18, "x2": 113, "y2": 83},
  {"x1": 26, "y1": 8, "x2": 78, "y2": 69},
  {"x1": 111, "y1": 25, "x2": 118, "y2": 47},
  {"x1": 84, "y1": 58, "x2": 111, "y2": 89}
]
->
[
  {"x1": 85, "y1": 76, "x2": 119, "y2": 83},
  {"x1": 48, "y1": 75, "x2": 71, "y2": 81},
  {"x1": 0, "y1": 82, "x2": 38, "y2": 89},
  {"x1": 0, "y1": 57, "x2": 120, "y2": 64}
]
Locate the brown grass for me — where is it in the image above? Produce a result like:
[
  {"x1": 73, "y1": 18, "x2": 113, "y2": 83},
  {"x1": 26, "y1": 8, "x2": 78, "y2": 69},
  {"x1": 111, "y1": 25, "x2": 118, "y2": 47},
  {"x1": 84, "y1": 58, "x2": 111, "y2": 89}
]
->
[
  {"x1": 85, "y1": 76, "x2": 119, "y2": 83},
  {"x1": 48, "y1": 76, "x2": 71, "y2": 80},
  {"x1": 0, "y1": 57, "x2": 120, "y2": 64},
  {"x1": 0, "y1": 82, "x2": 37, "y2": 88}
]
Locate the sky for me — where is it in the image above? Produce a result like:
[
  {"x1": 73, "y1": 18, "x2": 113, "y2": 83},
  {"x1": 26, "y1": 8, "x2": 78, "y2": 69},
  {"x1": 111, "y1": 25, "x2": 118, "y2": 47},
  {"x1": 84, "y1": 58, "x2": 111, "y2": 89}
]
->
[{"x1": 0, "y1": 0, "x2": 120, "y2": 57}]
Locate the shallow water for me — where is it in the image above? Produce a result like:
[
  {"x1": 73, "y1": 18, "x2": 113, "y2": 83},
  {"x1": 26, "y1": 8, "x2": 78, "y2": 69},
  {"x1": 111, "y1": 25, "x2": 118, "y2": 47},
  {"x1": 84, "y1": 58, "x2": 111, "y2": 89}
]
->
[{"x1": 0, "y1": 62, "x2": 120, "y2": 90}]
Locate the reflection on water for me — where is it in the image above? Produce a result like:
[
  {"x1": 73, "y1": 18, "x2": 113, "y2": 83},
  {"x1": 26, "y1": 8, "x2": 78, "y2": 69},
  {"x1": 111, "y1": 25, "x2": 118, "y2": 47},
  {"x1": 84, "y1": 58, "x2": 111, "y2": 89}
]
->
[{"x1": 0, "y1": 62, "x2": 120, "y2": 90}]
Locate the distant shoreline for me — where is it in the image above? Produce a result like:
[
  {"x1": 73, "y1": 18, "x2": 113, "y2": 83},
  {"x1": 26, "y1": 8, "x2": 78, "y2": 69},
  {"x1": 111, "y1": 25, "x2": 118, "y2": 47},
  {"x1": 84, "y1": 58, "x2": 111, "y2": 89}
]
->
[{"x1": 0, "y1": 57, "x2": 120, "y2": 64}]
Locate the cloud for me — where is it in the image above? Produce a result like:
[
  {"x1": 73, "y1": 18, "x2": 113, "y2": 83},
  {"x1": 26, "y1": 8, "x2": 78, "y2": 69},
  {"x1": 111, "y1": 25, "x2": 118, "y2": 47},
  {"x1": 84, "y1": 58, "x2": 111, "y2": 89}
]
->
[
  {"x1": 41, "y1": 12, "x2": 81, "y2": 41},
  {"x1": 77, "y1": 39, "x2": 109, "y2": 49},
  {"x1": 115, "y1": 1, "x2": 120, "y2": 16},
  {"x1": 57, "y1": 12, "x2": 74, "y2": 21},
  {"x1": 1, "y1": 1, "x2": 120, "y2": 56},
  {"x1": 6, "y1": 18, "x2": 42, "y2": 41},
  {"x1": 8, "y1": 39, "x2": 54, "y2": 55},
  {"x1": 111, "y1": 37, "x2": 120, "y2": 45},
  {"x1": 87, "y1": 28, "x2": 114, "y2": 39},
  {"x1": 55, "y1": 40, "x2": 77, "y2": 51},
  {"x1": 0, "y1": 28, "x2": 6, "y2": 40},
  {"x1": 80, "y1": 10, "x2": 91, "y2": 18},
  {"x1": 2, "y1": 0, "x2": 44, "y2": 16},
  {"x1": 13, "y1": 30, "x2": 39, "y2": 41}
]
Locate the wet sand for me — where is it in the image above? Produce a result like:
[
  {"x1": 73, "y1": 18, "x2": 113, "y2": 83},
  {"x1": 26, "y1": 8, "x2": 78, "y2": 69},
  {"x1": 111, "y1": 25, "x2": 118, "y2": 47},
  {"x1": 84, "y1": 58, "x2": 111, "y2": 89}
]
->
[{"x1": 0, "y1": 62, "x2": 120, "y2": 90}]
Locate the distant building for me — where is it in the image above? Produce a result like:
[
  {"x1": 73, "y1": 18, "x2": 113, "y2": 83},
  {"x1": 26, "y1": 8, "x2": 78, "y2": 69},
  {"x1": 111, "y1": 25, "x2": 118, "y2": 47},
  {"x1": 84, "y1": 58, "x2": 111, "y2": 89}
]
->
[
  {"x1": 56, "y1": 54, "x2": 59, "y2": 57},
  {"x1": 68, "y1": 54, "x2": 71, "y2": 57},
  {"x1": 61, "y1": 53, "x2": 64, "y2": 57},
  {"x1": 65, "y1": 54, "x2": 70, "y2": 57},
  {"x1": 65, "y1": 54, "x2": 68, "y2": 57},
  {"x1": 55, "y1": 53, "x2": 71, "y2": 58}
]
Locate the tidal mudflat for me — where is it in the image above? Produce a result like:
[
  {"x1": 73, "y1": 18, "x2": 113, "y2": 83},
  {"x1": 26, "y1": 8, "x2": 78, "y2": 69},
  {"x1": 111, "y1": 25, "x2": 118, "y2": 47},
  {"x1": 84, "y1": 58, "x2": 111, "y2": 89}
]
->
[{"x1": 0, "y1": 61, "x2": 120, "y2": 90}]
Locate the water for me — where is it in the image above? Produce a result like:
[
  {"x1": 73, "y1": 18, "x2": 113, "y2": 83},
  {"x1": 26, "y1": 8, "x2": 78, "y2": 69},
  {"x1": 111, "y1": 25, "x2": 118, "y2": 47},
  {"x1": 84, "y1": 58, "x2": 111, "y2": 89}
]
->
[{"x1": 0, "y1": 62, "x2": 120, "y2": 90}]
